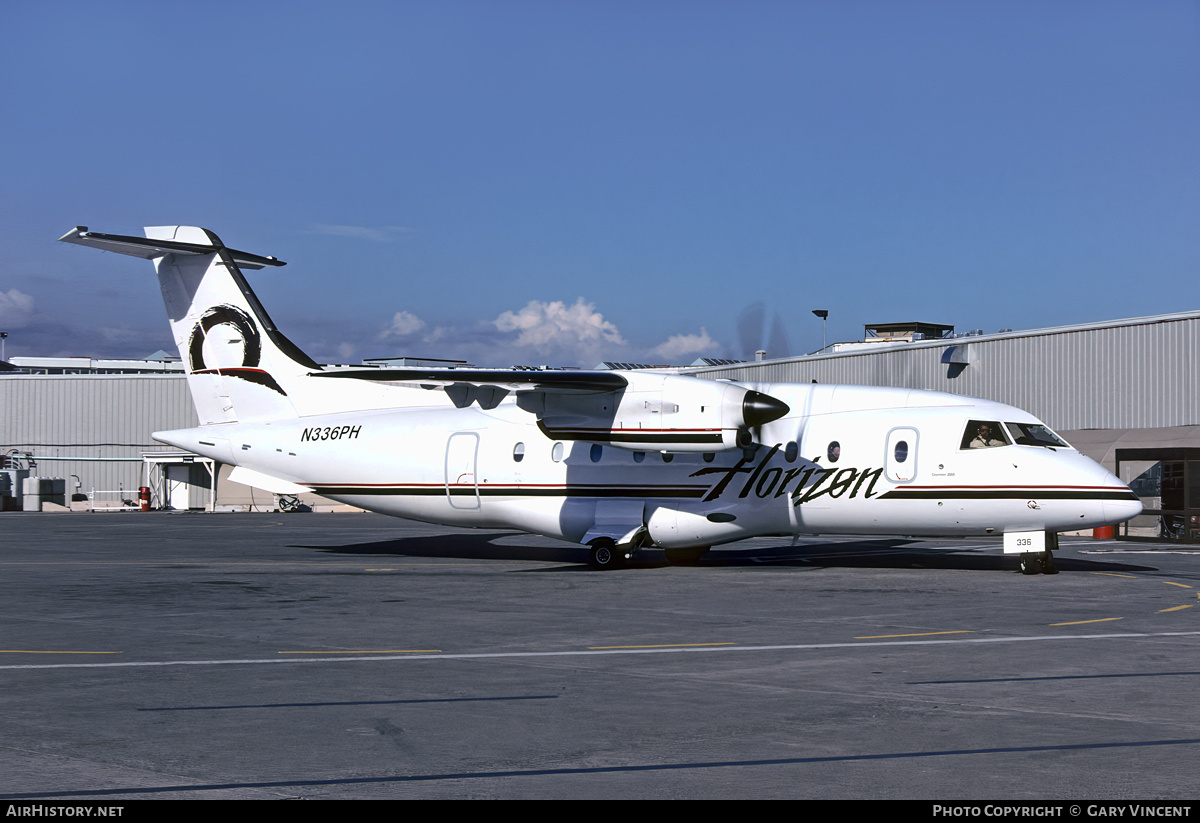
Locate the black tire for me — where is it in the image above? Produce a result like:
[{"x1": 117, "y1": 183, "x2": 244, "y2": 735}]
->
[
  {"x1": 1041, "y1": 551, "x2": 1058, "y2": 575},
  {"x1": 1019, "y1": 553, "x2": 1042, "y2": 575},
  {"x1": 588, "y1": 539, "x2": 621, "y2": 570}
]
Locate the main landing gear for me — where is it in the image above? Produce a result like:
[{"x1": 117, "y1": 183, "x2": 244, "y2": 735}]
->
[
  {"x1": 586, "y1": 538, "x2": 711, "y2": 570},
  {"x1": 587, "y1": 537, "x2": 632, "y2": 570}
]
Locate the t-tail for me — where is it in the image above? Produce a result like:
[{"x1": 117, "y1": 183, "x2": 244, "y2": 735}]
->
[{"x1": 59, "y1": 226, "x2": 322, "y2": 424}]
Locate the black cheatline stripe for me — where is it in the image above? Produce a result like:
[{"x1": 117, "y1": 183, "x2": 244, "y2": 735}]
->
[
  {"x1": 879, "y1": 489, "x2": 1138, "y2": 501},
  {"x1": 311, "y1": 485, "x2": 710, "y2": 499}
]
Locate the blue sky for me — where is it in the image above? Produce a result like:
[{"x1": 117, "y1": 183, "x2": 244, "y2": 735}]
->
[{"x1": 1, "y1": 1, "x2": 1197, "y2": 367}]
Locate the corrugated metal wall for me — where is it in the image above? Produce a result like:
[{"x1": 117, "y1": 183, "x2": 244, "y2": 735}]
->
[
  {"x1": 689, "y1": 313, "x2": 1200, "y2": 432},
  {"x1": 1, "y1": 375, "x2": 198, "y2": 506}
]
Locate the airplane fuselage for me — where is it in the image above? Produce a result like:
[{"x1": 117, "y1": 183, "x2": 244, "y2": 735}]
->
[{"x1": 157, "y1": 382, "x2": 1140, "y2": 549}]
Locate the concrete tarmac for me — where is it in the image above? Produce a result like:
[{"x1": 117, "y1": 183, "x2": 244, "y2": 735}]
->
[{"x1": 0, "y1": 511, "x2": 1197, "y2": 800}]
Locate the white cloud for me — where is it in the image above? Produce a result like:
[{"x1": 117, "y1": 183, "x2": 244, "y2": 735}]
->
[
  {"x1": 494, "y1": 298, "x2": 626, "y2": 350},
  {"x1": 380, "y1": 310, "x2": 426, "y2": 338},
  {"x1": 652, "y1": 327, "x2": 719, "y2": 362},
  {"x1": 0, "y1": 289, "x2": 34, "y2": 329}
]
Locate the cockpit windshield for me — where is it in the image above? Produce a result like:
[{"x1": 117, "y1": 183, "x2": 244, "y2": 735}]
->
[
  {"x1": 960, "y1": 420, "x2": 1009, "y2": 450},
  {"x1": 1005, "y1": 422, "x2": 1070, "y2": 449}
]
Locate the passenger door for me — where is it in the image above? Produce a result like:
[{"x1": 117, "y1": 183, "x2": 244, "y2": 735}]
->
[
  {"x1": 885, "y1": 427, "x2": 919, "y2": 484},
  {"x1": 445, "y1": 432, "x2": 480, "y2": 510}
]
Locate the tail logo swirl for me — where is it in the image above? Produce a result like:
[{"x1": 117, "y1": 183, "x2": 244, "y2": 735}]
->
[{"x1": 187, "y1": 304, "x2": 287, "y2": 395}]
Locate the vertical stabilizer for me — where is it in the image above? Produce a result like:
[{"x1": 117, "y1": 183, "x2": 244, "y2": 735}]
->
[{"x1": 59, "y1": 226, "x2": 321, "y2": 425}]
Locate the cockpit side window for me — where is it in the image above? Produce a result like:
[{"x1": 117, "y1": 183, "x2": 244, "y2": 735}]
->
[
  {"x1": 1005, "y1": 422, "x2": 1070, "y2": 449},
  {"x1": 961, "y1": 420, "x2": 1009, "y2": 450}
]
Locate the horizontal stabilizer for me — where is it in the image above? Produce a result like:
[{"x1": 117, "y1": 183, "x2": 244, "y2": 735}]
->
[{"x1": 58, "y1": 227, "x2": 286, "y2": 270}]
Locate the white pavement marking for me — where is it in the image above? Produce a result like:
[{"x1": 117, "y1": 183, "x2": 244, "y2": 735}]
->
[{"x1": 1, "y1": 631, "x2": 1198, "y2": 670}]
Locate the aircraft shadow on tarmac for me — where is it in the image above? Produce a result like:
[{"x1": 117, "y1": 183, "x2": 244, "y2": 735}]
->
[{"x1": 294, "y1": 533, "x2": 1159, "y2": 574}]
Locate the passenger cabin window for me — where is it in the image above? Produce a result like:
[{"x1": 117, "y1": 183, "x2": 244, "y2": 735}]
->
[
  {"x1": 513, "y1": 442, "x2": 525, "y2": 462},
  {"x1": 961, "y1": 421, "x2": 1009, "y2": 450},
  {"x1": 1005, "y1": 422, "x2": 1070, "y2": 449}
]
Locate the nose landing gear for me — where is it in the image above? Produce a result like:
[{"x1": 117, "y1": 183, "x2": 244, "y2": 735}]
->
[
  {"x1": 1019, "y1": 532, "x2": 1059, "y2": 575},
  {"x1": 1019, "y1": 550, "x2": 1058, "y2": 575}
]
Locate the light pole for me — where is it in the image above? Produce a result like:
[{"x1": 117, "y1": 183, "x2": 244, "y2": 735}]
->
[{"x1": 811, "y1": 310, "x2": 828, "y2": 352}]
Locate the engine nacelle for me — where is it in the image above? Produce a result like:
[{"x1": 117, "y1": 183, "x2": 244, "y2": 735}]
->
[{"x1": 525, "y1": 372, "x2": 789, "y2": 452}]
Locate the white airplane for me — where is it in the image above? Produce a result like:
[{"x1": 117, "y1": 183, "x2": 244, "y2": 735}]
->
[{"x1": 60, "y1": 225, "x2": 1142, "y2": 574}]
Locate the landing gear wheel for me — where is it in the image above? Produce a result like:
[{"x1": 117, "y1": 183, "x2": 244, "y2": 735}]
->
[
  {"x1": 1040, "y1": 551, "x2": 1058, "y2": 575},
  {"x1": 1019, "y1": 552, "x2": 1043, "y2": 575},
  {"x1": 588, "y1": 538, "x2": 623, "y2": 570}
]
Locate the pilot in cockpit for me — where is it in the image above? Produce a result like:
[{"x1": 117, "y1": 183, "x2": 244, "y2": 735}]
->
[{"x1": 968, "y1": 422, "x2": 1005, "y2": 449}]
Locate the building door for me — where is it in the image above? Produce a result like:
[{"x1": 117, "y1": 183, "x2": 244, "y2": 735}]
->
[{"x1": 165, "y1": 464, "x2": 191, "y2": 510}]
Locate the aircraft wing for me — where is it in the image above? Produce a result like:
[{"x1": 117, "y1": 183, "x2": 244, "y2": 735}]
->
[
  {"x1": 310, "y1": 368, "x2": 785, "y2": 454},
  {"x1": 311, "y1": 368, "x2": 628, "y2": 393}
]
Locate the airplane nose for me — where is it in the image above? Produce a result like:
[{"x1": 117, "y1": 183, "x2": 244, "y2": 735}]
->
[
  {"x1": 1104, "y1": 496, "x2": 1144, "y2": 525},
  {"x1": 1091, "y1": 463, "x2": 1143, "y2": 525}
]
